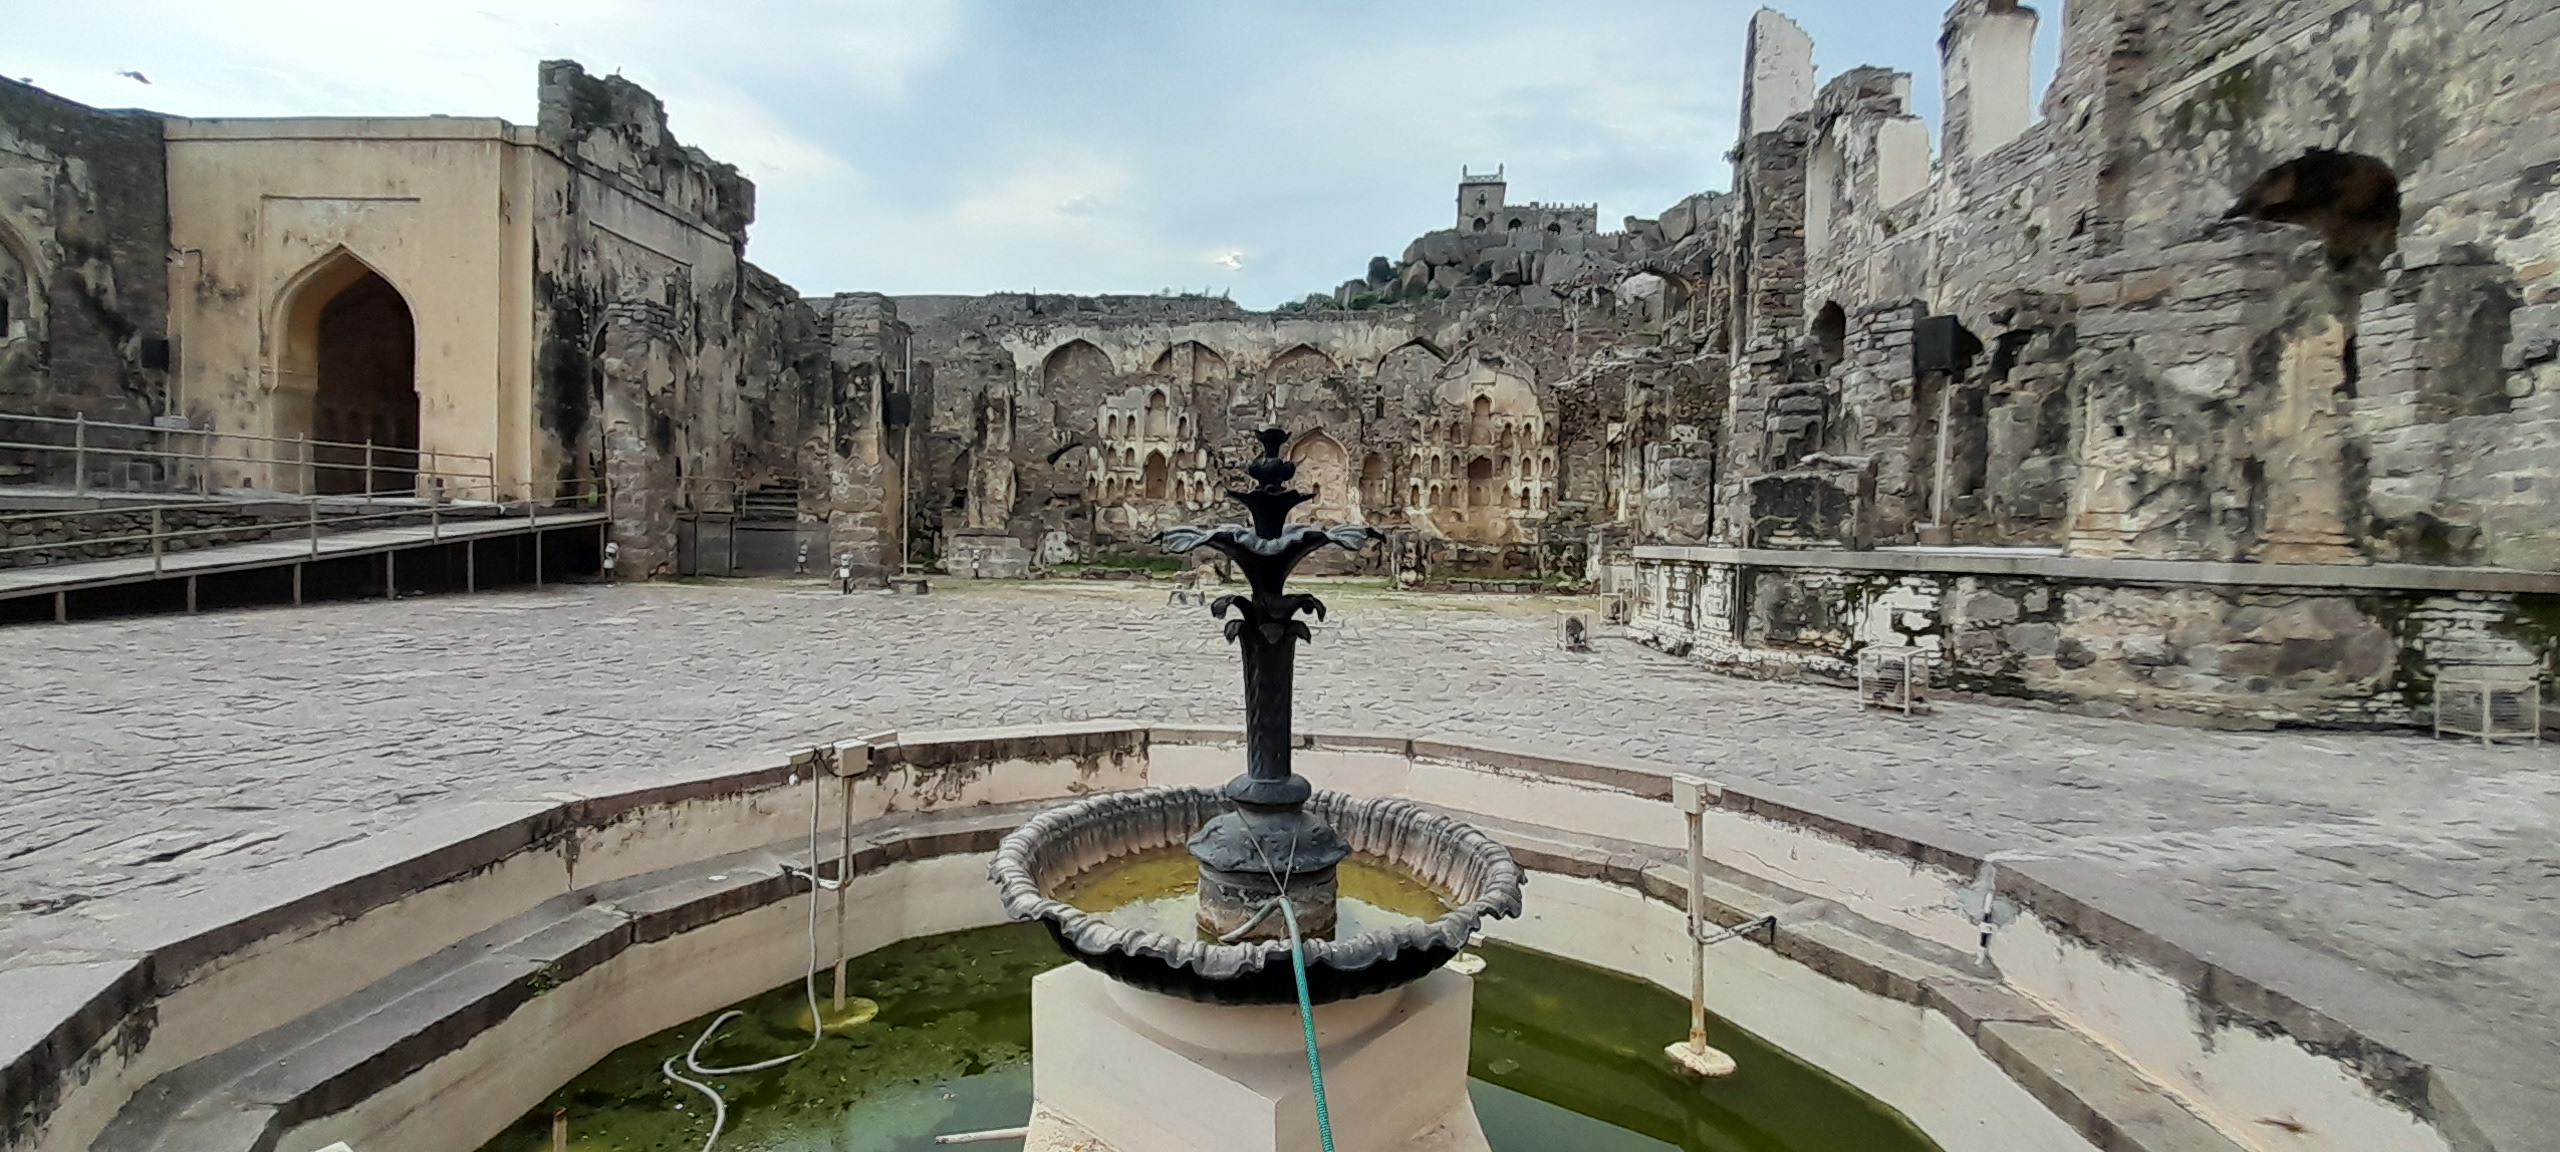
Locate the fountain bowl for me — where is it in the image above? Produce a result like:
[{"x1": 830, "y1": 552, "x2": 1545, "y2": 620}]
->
[{"x1": 991, "y1": 786, "x2": 1525, "y2": 1005}]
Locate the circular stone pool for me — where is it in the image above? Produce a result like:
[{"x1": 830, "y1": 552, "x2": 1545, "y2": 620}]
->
[{"x1": 471, "y1": 924, "x2": 1938, "y2": 1152}]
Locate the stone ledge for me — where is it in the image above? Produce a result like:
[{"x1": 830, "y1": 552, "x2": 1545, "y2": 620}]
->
[
  {"x1": 1630, "y1": 544, "x2": 2560, "y2": 594},
  {"x1": 90, "y1": 802, "x2": 1040, "y2": 1152},
  {"x1": 1976, "y1": 1021, "x2": 2249, "y2": 1152}
]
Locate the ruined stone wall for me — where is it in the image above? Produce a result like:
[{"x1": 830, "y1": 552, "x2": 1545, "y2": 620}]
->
[
  {"x1": 0, "y1": 79, "x2": 170, "y2": 486},
  {"x1": 525, "y1": 61, "x2": 844, "y2": 579},
  {"x1": 1632, "y1": 549, "x2": 2560, "y2": 729},
  {"x1": 892, "y1": 289, "x2": 1655, "y2": 578},
  {"x1": 2107, "y1": 0, "x2": 2560, "y2": 572}
]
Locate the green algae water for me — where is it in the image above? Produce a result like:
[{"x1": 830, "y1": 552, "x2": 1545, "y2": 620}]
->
[{"x1": 476, "y1": 924, "x2": 1938, "y2": 1152}]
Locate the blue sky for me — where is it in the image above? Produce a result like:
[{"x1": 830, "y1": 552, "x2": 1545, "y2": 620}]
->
[{"x1": 7, "y1": 1, "x2": 2060, "y2": 308}]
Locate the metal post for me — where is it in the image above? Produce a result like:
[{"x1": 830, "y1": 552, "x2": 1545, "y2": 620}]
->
[
  {"x1": 363, "y1": 438, "x2": 374, "y2": 499},
  {"x1": 72, "y1": 413, "x2": 88, "y2": 495},
  {"x1": 837, "y1": 772, "x2": 854, "y2": 1009},
  {"x1": 385, "y1": 550, "x2": 396, "y2": 600},
  {"x1": 431, "y1": 487, "x2": 441, "y2": 543},
  {"x1": 186, "y1": 575, "x2": 197, "y2": 614},
  {"x1": 1666, "y1": 773, "x2": 1736, "y2": 1078},
  {"x1": 199, "y1": 429, "x2": 212, "y2": 497},
  {"x1": 309, "y1": 501, "x2": 320, "y2": 558},
  {"x1": 54, "y1": 590, "x2": 66, "y2": 623},
  {"x1": 466, "y1": 538, "x2": 476, "y2": 593},
  {"x1": 151, "y1": 507, "x2": 164, "y2": 578},
  {"x1": 292, "y1": 563, "x2": 303, "y2": 606},
  {"x1": 533, "y1": 530, "x2": 543, "y2": 586},
  {"x1": 1686, "y1": 799, "x2": 1705, "y2": 1043},
  {"x1": 296, "y1": 434, "x2": 310, "y2": 496}
]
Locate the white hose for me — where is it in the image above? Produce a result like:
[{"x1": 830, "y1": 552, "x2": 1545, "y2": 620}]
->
[{"x1": 659, "y1": 769, "x2": 833, "y2": 1152}]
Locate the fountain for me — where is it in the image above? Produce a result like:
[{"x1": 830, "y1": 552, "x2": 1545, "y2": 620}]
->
[{"x1": 988, "y1": 428, "x2": 1526, "y2": 1150}]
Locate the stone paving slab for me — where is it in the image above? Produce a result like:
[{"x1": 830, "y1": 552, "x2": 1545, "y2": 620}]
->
[{"x1": 1, "y1": 577, "x2": 2552, "y2": 1071}]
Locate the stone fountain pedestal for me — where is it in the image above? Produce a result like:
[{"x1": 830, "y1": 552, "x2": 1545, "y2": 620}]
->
[{"x1": 1024, "y1": 964, "x2": 1492, "y2": 1152}]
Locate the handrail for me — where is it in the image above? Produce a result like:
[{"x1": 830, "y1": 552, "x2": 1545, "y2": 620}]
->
[
  {"x1": 0, "y1": 411, "x2": 495, "y2": 467},
  {"x1": 0, "y1": 410, "x2": 497, "y2": 501},
  {"x1": 0, "y1": 476, "x2": 612, "y2": 572}
]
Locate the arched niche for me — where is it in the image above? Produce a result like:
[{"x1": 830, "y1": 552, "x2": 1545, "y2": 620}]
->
[
  {"x1": 1042, "y1": 339, "x2": 1115, "y2": 391},
  {"x1": 1264, "y1": 344, "x2": 1336, "y2": 389},
  {"x1": 0, "y1": 217, "x2": 46, "y2": 347},
  {"x1": 1287, "y1": 430, "x2": 1351, "y2": 521},
  {"x1": 1151, "y1": 341, "x2": 1231, "y2": 384}
]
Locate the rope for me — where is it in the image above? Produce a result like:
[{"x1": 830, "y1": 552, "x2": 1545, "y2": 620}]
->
[
  {"x1": 1215, "y1": 798, "x2": 1334, "y2": 1152},
  {"x1": 659, "y1": 770, "x2": 834, "y2": 1152},
  {"x1": 1276, "y1": 897, "x2": 1337, "y2": 1152}
]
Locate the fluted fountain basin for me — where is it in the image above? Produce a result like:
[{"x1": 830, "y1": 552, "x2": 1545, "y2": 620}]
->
[{"x1": 990, "y1": 786, "x2": 1525, "y2": 1005}]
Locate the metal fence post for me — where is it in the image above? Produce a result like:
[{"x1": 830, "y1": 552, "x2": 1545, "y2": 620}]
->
[
  {"x1": 363, "y1": 438, "x2": 374, "y2": 498},
  {"x1": 151, "y1": 507, "x2": 164, "y2": 578},
  {"x1": 73, "y1": 413, "x2": 87, "y2": 495},
  {"x1": 199, "y1": 429, "x2": 213, "y2": 496},
  {"x1": 309, "y1": 500, "x2": 320, "y2": 559},
  {"x1": 297, "y1": 434, "x2": 311, "y2": 496}
]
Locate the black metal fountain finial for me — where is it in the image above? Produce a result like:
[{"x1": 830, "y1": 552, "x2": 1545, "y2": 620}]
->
[{"x1": 1157, "y1": 428, "x2": 1381, "y2": 939}]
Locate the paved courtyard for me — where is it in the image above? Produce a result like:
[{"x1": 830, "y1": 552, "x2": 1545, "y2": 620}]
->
[{"x1": 3, "y1": 578, "x2": 2555, "y2": 1067}]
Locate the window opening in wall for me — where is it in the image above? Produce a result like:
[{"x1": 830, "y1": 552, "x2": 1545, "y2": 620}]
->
[
  {"x1": 1812, "y1": 302, "x2": 1847, "y2": 370},
  {"x1": 1546, "y1": 222, "x2": 1561, "y2": 234},
  {"x1": 2341, "y1": 335, "x2": 2360, "y2": 398},
  {"x1": 1473, "y1": 219, "x2": 1487, "y2": 233},
  {"x1": 1506, "y1": 218, "x2": 1523, "y2": 231}
]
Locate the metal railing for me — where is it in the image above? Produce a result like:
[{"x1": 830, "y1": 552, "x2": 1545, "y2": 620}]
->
[
  {"x1": 0, "y1": 411, "x2": 497, "y2": 500},
  {"x1": 0, "y1": 474, "x2": 612, "y2": 577},
  {"x1": 676, "y1": 475, "x2": 746, "y2": 516}
]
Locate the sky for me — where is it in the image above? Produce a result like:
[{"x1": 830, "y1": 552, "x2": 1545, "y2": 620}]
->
[{"x1": 7, "y1": 1, "x2": 2059, "y2": 309}]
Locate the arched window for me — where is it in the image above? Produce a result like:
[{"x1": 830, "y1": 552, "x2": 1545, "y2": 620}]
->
[{"x1": 1142, "y1": 451, "x2": 1170, "y2": 500}]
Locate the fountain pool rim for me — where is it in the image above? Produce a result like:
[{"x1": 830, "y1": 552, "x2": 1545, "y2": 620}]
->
[{"x1": 990, "y1": 785, "x2": 1525, "y2": 1005}]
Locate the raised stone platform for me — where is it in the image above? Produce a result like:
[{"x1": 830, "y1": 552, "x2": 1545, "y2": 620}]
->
[{"x1": 1027, "y1": 965, "x2": 1488, "y2": 1152}]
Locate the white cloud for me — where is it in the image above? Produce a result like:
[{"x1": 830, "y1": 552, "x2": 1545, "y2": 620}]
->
[{"x1": 6, "y1": 0, "x2": 1975, "y2": 307}]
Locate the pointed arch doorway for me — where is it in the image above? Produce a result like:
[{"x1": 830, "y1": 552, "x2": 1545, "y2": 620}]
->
[{"x1": 277, "y1": 251, "x2": 417, "y2": 495}]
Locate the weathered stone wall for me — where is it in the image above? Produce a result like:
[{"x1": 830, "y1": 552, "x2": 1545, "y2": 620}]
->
[
  {"x1": 1631, "y1": 552, "x2": 2560, "y2": 728},
  {"x1": 891, "y1": 288, "x2": 1665, "y2": 579},
  {"x1": 524, "y1": 61, "x2": 851, "y2": 580},
  {"x1": 0, "y1": 79, "x2": 170, "y2": 486},
  {"x1": 1583, "y1": 0, "x2": 2560, "y2": 725}
]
